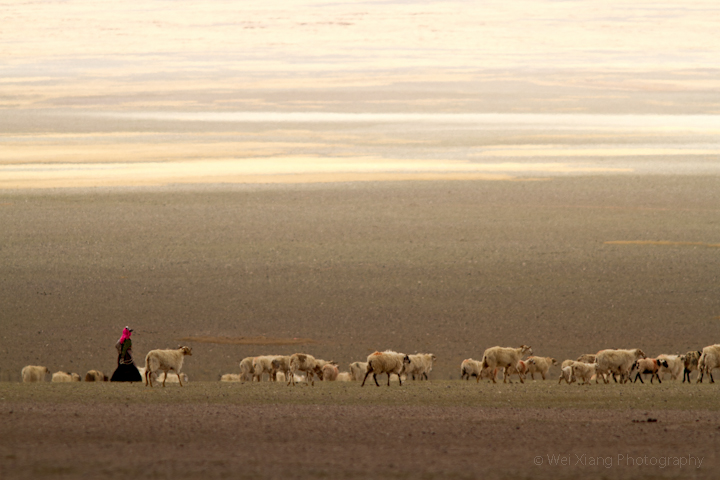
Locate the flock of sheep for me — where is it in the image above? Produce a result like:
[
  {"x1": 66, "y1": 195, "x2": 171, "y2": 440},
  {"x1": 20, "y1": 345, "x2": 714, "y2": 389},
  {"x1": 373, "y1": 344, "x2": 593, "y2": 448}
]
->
[
  {"x1": 19, "y1": 343, "x2": 720, "y2": 387},
  {"x1": 460, "y1": 345, "x2": 720, "y2": 385},
  {"x1": 220, "y1": 351, "x2": 437, "y2": 386}
]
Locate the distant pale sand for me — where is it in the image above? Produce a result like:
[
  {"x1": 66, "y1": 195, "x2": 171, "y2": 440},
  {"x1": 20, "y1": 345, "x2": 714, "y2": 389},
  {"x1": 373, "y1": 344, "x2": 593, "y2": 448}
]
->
[{"x1": 0, "y1": 157, "x2": 636, "y2": 189}]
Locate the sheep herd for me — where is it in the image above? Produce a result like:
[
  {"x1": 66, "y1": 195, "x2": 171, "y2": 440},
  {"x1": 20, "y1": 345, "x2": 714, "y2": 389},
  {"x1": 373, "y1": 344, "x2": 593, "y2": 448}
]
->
[
  {"x1": 18, "y1": 343, "x2": 720, "y2": 387},
  {"x1": 220, "y1": 343, "x2": 720, "y2": 387}
]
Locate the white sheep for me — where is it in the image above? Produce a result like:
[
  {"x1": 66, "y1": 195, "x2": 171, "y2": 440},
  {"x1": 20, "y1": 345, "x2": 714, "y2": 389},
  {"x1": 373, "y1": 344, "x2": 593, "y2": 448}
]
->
[
  {"x1": 220, "y1": 373, "x2": 242, "y2": 382},
  {"x1": 361, "y1": 350, "x2": 411, "y2": 387},
  {"x1": 144, "y1": 345, "x2": 193, "y2": 387},
  {"x1": 253, "y1": 355, "x2": 283, "y2": 382},
  {"x1": 156, "y1": 372, "x2": 188, "y2": 384},
  {"x1": 594, "y1": 348, "x2": 645, "y2": 384},
  {"x1": 239, "y1": 356, "x2": 255, "y2": 382},
  {"x1": 683, "y1": 350, "x2": 702, "y2": 383},
  {"x1": 271, "y1": 356, "x2": 292, "y2": 381},
  {"x1": 526, "y1": 356, "x2": 557, "y2": 380},
  {"x1": 51, "y1": 371, "x2": 81, "y2": 382},
  {"x1": 288, "y1": 353, "x2": 323, "y2": 386},
  {"x1": 697, "y1": 344, "x2": 720, "y2": 383},
  {"x1": 576, "y1": 354, "x2": 597, "y2": 363},
  {"x1": 336, "y1": 372, "x2": 352, "y2": 382},
  {"x1": 571, "y1": 362, "x2": 600, "y2": 385},
  {"x1": 558, "y1": 365, "x2": 576, "y2": 384},
  {"x1": 348, "y1": 362, "x2": 368, "y2": 381},
  {"x1": 84, "y1": 370, "x2": 108, "y2": 382},
  {"x1": 322, "y1": 364, "x2": 339, "y2": 381},
  {"x1": 21, "y1": 365, "x2": 49, "y2": 383},
  {"x1": 657, "y1": 354, "x2": 685, "y2": 380},
  {"x1": 137, "y1": 367, "x2": 159, "y2": 384},
  {"x1": 481, "y1": 345, "x2": 532, "y2": 384},
  {"x1": 405, "y1": 353, "x2": 437, "y2": 381}
]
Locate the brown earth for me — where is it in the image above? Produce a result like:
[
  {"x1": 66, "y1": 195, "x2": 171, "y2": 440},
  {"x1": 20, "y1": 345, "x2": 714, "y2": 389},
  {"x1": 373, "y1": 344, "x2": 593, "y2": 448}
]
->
[
  {"x1": 1, "y1": 176, "x2": 720, "y2": 479},
  {"x1": 1, "y1": 176, "x2": 718, "y2": 382},
  {"x1": 1, "y1": 381, "x2": 719, "y2": 480}
]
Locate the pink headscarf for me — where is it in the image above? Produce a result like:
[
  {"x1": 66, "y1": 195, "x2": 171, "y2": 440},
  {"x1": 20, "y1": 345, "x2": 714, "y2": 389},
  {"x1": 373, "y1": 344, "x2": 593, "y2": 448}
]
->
[{"x1": 118, "y1": 327, "x2": 132, "y2": 344}]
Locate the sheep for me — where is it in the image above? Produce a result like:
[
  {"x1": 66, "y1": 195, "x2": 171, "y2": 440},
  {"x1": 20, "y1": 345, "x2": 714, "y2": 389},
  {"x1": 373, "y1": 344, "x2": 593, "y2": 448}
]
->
[
  {"x1": 239, "y1": 356, "x2": 255, "y2": 382},
  {"x1": 144, "y1": 345, "x2": 192, "y2": 387},
  {"x1": 558, "y1": 365, "x2": 576, "y2": 384},
  {"x1": 657, "y1": 354, "x2": 685, "y2": 380},
  {"x1": 697, "y1": 344, "x2": 720, "y2": 383},
  {"x1": 21, "y1": 365, "x2": 49, "y2": 383},
  {"x1": 526, "y1": 356, "x2": 557, "y2": 380},
  {"x1": 156, "y1": 372, "x2": 188, "y2": 384},
  {"x1": 405, "y1": 353, "x2": 437, "y2": 381},
  {"x1": 322, "y1": 364, "x2": 339, "y2": 381},
  {"x1": 480, "y1": 345, "x2": 532, "y2": 384},
  {"x1": 460, "y1": 358, "x2": 491, "y2": 382},
  {"x1": 253, "y1": 355, "x2": 280, "y2": 382},
  {"x1": 349, "y1": 362, "x2": 368, "y2": 381},
  {"x1": 631, "y1": 358, "x2": 668, "y2": 384},
  {"x1": 51, "y1": 371, "x2": 81, "y2": 382},
  {"x1": 288, "y1": 353, "x2": 323, "y2": 386},
  {"x1": 577, "y1": 354, "x2": 596, "y2": 364},
  {"x1": 84, "y1": 370, "x2": 108, "y2": 382},
  {"x1": 137, "y1": 367, "x2": 159, "y2": 384},
  {"x1": 504, "y1": 360, "x2": 528, "y2": 383},
  {"x1": 336, "y1": 372, "x2": 352, "y2": 382},
  {"x1": 571, "y1": 362, "x2": 599, "y2": 385},
  {"x1": 683, "y1": 350, "x2": 702, "y2": 383},
  {"x1": 220, "y1": 373, "x2": 241, "y2": 382},
  {"x1": 361, "y1": 350, "x2": 411, "y2": 387},
  {"x1": 594, "y1": 348, "x2": 646, "y2": 384},
  {"x1": 271, "y1": 356, "x2": 292, "y2": 381}
]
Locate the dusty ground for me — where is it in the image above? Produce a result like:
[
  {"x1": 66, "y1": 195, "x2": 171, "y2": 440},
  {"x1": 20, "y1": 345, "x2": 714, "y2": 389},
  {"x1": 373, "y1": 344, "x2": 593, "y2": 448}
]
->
[
  {"x1": 1, "y1": 381, "x2": 719, "y2": 480},
  {"x1": 1, "y1": 176, "x2": 719, "y2": 381}
]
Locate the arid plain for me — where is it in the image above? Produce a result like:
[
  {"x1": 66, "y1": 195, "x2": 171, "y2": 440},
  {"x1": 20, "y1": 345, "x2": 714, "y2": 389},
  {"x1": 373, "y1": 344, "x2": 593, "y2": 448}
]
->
[{"x1": 2, "y1": 1, "x2": 720, "y2": 479}]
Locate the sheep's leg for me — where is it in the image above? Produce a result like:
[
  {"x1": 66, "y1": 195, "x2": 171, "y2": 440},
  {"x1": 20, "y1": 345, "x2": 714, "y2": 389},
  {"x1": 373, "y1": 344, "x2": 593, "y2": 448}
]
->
[
  {"x1": 682, "y1": 369, "x2": 689, "y2": 383},
  {"x1": 177, "y1": 371, "x2": 184, "y2": 387},
  {"x1": 710, "y1": 370, "x2": 715, "y2": 383},
  {"x1": 361, "y1": 369, "x2": 372, "y2": 387},
  {"x1": 398, "y1": 372, "x2": 403, "y2": 387},
  {"x1": 635, "y1": 373, "x2": 643, "y2": 384},
  {"x1": 162, "y1": 371, "x2": 167, "y2": 387},
  {"x1": 541, "y1": 372, "x2": 546, "y2": 380},
  {"x1": 145, "y1": 370, "x2": 149, "y2": 387}
]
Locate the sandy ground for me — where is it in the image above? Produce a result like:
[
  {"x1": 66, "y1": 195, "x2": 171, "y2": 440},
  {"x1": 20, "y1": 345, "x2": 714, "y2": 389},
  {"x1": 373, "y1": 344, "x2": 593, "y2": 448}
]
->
[
  {"x1": 1, "y1": 381, "x2": 719, "y2": 480},
  {"x1": 1, "y1": 176, "x2": 719, "y2": 382}
]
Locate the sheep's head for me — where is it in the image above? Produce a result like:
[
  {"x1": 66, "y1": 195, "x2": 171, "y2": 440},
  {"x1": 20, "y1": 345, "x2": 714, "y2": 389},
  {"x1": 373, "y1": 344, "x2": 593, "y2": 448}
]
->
[
  {"x1": 178, "y1": 345, "x2": 193, "y2": 356},
  {"x1": 521, "y1": 345, "x2": 533, "y2": 356},
  {"x1": 527, "y1": 358, "x2": 536, "y2": 365},
  {"x1": 403, "y1": 355, "x2": 411, "y2": 365},
  {"x1": 659, "y1": 359, "x2": 669, "y2": 368},
  {"x1": 313, "y1": 365, "x2": 324, "y2": 380},
  {"x1": 551, "y1": 358, "x2": 558, "y2": 366},
  {"x1": 431, "y1": 354, "x2": 437, "y2": 362},
  {"x1": 635, "y1": 349, "x2": 646, "y2": 359}
]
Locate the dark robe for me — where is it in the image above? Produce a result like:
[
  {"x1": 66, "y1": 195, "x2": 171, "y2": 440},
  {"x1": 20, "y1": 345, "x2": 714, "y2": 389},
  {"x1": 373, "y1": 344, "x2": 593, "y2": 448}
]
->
[{"x1": 110, "y1": 338, "x2": 142, "y2": 382}]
